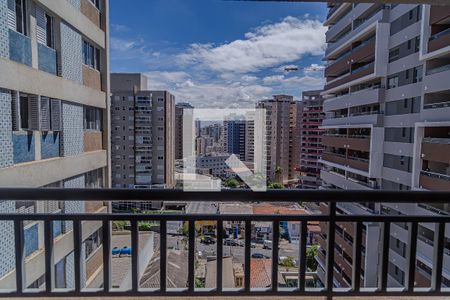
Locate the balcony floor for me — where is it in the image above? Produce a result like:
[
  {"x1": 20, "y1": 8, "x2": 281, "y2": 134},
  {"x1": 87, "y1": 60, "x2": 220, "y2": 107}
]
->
[{"x1": 4, "y1": 297, "x2": 448, "y2": 300}]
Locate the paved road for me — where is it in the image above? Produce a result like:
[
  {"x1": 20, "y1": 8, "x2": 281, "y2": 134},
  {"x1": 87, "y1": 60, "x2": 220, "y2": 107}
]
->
[{"x1": 186, "y1": 202, "x2": 218, "y2": 214}]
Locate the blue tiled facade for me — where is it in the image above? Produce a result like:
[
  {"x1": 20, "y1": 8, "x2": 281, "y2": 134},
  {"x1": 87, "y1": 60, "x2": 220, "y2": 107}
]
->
[
  {"x1": 61, "y1": 102, "x2": 84, "y2": 156},
  {"x1": 24, "y1": 223, "x2": 39, "y2": 257},
  {"x1": 8, "y1": 29, "x2": 32, "y2": 67},
  {"x1": 0, "y1": 201, "x2": 15, "y2": 278},
  {"x1": 60, "y1": 22, "x2": 82, "y2": 83},
  {"x1": 41, "y1": 132, "x2": 60, "y2": 160},
  {"x1": 38, "y1": 43, "x2": 57, "y2": 75},
  {"x1": 0, "y1": 0, "x2": 9, "y2": 58},
  {"x1": 13, "y1": 132, "x2": 35, "y2": 164},
  {"x1": 0, "y1": 89, "x2": 13, "y2": 168}
]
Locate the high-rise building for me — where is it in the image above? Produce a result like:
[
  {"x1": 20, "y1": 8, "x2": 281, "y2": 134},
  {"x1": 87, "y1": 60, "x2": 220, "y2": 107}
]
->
[
  {"x1": 257, "y1": 95, "x2": 302, "y2": 184},
  {"x1": 223, "y1": 117, "x2": 246, "y2": 160},
  {"x1": 0, "y1": 0, "x2": 109, "y2": 289},
  {"x1": 175, "y1": 102, "x2": 193, "y2": 160},
  {"x1": 299, "y1": 90, "x2": 325, "y2": 189},
  {"x1": 317, "y1": 3, "x2": 450, "y2": 289},
  {"x1": 245, "y1": 111, "x2": 255, "y2": 163},
  {"x1": 110, "y1": 73, "x2": 175, "y2": 191}
]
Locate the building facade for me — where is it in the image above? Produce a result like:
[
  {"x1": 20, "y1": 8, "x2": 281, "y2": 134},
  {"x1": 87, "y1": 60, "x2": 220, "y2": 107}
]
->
[
  {"x1": 257, "y1": 95, "x2": 302, "y2": 184},
  {"x1": 223, "y1": 118, "x2": 246, "y2": 160},
  {"x1": 175, "y1": 102, "x2": 193, "y2": 160},
  {"x1": 0, "y1": 0, "x2": 109, "y2": 289},
  {"x1": 110, "y1": 73, "x2": 175, "y2": 190},
  {"x1": 317, "y1": 2, "x2": 450, "y2": 289},
  {"x1": 299, "y1": 90, "x2": 325, "y2": 189}
]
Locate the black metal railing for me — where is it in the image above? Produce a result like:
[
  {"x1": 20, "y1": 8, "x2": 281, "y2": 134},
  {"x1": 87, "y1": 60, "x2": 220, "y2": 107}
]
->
[{"x1": 0, "y1": 189, "x2": 449, "y2": 298}]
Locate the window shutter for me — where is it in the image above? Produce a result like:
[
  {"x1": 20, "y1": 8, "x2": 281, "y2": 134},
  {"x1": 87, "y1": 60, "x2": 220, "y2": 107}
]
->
[
  {"x1": 7, "y1": 0, "x2": 16, "y2": 30},
  {"x1": 29, "y1": 95, "x2": 40, "y2": 131},
  {"x1": 50, "y1": 99, "x2": 61, "y2": 131},
  {"x1": 40, "y1": 96, "x2": 50, "y2": 131},
  {"x1": 11, "y1": 90, "x2": 20, "y2": 131}
]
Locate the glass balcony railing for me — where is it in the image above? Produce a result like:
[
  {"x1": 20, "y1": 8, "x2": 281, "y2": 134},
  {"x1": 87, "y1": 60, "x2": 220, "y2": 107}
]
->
[
  {"x1": 426, "y1": 64, "x2": 450, "y2": 76},
  {"x1": 429, "y1": 27, "x2": 450, "y2": 41},
  {"x1": 422, "y1": 137, "x2": 450, "y2": 145},
  {"x1": 423, "y1": 100, "x2": 450, "y2": 110},
  {"x1": 421, "y1": 170, "x2": 450, "y2": 182}
]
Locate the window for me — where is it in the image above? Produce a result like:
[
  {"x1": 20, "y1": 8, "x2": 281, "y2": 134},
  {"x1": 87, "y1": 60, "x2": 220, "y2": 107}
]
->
[
  {"x1": 84, "y1": 106, "x2": 102, "y2": 131},
  {"x1": 90, "y1": 0, "x2": 100, "y2": 10},
  {"x1": 19, "y1": 96, "x2": 29, "y2": 129},
  {"x1": 15, "y1": 0, "x2": 27, "y2": 35},
  {"x1": 413, "y1": 65, "x2": 423, "y2": 83},
  {"x1": 387, "y1": 76, "x2": 398, "y2": 89},
  {"x1": 388, "y1": 48, "x2": 400, "y2": 63},
  {"x1": 82, "y1": 40, "x2": 101, "y2": 71},
  {"x1": 45, "y1": 14, "x2": 54, "y2": 48}
]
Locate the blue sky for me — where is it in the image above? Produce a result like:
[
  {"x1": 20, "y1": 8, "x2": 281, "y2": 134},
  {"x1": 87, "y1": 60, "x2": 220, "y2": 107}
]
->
[{"x1": 110, "y1": 0, "x2": 328, "y2": 108}]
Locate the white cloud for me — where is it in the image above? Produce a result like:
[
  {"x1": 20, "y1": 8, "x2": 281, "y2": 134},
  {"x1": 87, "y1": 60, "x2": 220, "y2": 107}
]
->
[
  {"x1": 177, "y1": 16, "x2": 326, "y2": 74},
  {"x1": 111, "y1": 23, "x2": 130, "y2": 33},
  {"x1": 304, "y1": 63, "x2": 325, "y2": 74}
]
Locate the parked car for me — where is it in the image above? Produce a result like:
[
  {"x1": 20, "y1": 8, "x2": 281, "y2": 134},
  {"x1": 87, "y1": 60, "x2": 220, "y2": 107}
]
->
[
  {"x1": 224, "y1": 239, "x2": 238, "y2": 246},
  {"x1": 251, "y1": 253, "x2": 266, "y2": 259},
  {"x1": 201, "y1": 236, "x2": 216, "y2": 244},
  {"x1": 263, "y1": 240, "x2": 273, "y2": 250}
]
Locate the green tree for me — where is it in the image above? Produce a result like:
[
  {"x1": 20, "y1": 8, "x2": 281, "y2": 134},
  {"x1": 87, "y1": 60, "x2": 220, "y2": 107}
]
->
[
  {"x1": 280, "y1": 256, "x2": 296, "y2": 268},
  {"x1": 275, "y1": 166, "x2": 283, "y2": 183},
  {"x1": 268, "y1": 182, "x2": 283, "y2": 189},
  {"x1": 224, "y1": 178, "x2": 239, "y2": 188},
  {"x1": 306, "y1": 244, "x2": 319, "y2": 271}
]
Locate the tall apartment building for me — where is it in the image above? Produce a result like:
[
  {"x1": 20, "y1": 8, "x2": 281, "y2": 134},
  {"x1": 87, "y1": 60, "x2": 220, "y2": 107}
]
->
[
  {"x1": 317, "y1": 3, "x2": 450, "y2": 289},
  {"x1": 0, "y1": 0, "x2": 109, "y2": 289},
  {"x1": 175, "y1": 102, "x2": 193, "y2": 160},
  {"x1": 223, "y1": 117, "x2": 246, "y2": 160},
  {"x1": 245, "y1": 111, "x2": 255, "y2": 163},
  {"x1": 299, "y1": 90, "x2": 325, "y2": 189},
  {"x1": 257, "y1": 95, "x2": 301, "y2": 184},
  {"x1": 111, "y1": 73, "x2": 175, "y2": 190}
]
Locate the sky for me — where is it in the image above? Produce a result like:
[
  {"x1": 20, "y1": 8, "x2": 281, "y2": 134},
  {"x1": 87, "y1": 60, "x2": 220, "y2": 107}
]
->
[{"x1": 110, "y1": 0, "x2": 328, "y2": 108}]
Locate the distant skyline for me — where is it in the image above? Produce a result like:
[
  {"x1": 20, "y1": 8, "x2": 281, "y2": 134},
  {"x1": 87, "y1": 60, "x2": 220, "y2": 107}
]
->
[{"x1": 110, "y1": 0, "x2": 327, "y2": 108}]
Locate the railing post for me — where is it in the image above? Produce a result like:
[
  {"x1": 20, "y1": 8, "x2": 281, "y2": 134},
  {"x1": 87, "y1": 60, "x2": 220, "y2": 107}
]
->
[
  {"x1": 188, "y1": 220, "x2": 195, "y2": 292},
  {"x1": 326, "y1": 202, "x2": 336, "y2": 296},
  {"x1": 131, "y1": 220, "x2": 139, "y2": 292},
  {"x1": 73, "y1": 220, "x2": 82, "y2": 292},
  {"x1": 216, "y1": 220, "x2": 223, "y2": 292},
  {"x1": 244, "y1": 220, "x2": 251, "y2": 292},
  {"x1": 160, "y1": 220, "x2": 167, "y2": 292},
  {"x1": 378, "y1": 222, "x2": 390, "y2": 292},
  {"x1": 102, "y1": 219, "x2": 111, "y2": 293},
  {"x1": 406, "y1": 222, "x2": 418, "y2": 292},
  {"x1": 299, "y1": 221, "x2": 307, "y2": 292},
  {"x1": 272, "y1": 220, "x2": 279, "y2": 292},
  {"x1": 352, "y1": 221, "x2": 362, "y2": 292},
  {"x1": 14, "y1": 220, "x2": 25, "y2": 293},
  {"x1": 431, "y1": 222, "x2": 445, "y2": 292},
  {"x1": 44, "y1": 220, "x2": 54, "y2": 293}
]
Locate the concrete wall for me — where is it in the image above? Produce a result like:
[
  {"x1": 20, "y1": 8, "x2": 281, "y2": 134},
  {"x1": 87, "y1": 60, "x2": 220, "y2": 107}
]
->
[
  {"x1": 60, "y1": 21, "x2": 82, "y2": 83},
  {"x1": 0, "y1": 89, "x2": 13, "y2": 168},
  {"x1": 65, "y1": 0, "x2": 81, "y2": 10},
  {"x1": 61, "y1": 102, "x2": 84, "y2": 156}
]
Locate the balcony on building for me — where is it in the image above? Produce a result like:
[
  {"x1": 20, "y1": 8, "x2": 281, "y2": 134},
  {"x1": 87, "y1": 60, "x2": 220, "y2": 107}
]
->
[
  {"x1": 9, "y1": 29, "x2": 32, "y2": 67},
  {"x1": 323, "y1": 103, "x2": 382, "y2": 127},
  {"x1": 322, "y1": 128, "x2": 371, "y2": 153},
  {"x1": 427, "y1": 6, "x2": 450, "y2": 54}
]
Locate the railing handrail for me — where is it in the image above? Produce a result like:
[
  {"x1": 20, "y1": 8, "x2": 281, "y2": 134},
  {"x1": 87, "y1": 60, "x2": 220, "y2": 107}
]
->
[
  {"x1": 0, "y1": 188, "x2": 450, "y2": 203},
  {"x1": 423, "y1": 137, "x2": 450, "y2": 145}
]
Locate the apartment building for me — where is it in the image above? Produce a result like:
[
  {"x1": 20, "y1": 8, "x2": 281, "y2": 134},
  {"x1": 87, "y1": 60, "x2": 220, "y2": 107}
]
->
[
  {"x1": 110, "y1": 73, "x2": 175, "y2": 190},
  {"x1": 175, "y1": 102, "x2": 193, "y2": 160},
  {"x1": 317, "y1": 2, "x2": 450, "y2": 289},
  {"x1": 223, "y1": 117, "x2": 246, "y2": 160},
  {"x1": 257, "y1": 95, "x2": 301, "y2": 184},
  {"x1": 299, "y1": 90, "x2": 325, "y2": 189},
  {"x1": 245, "y1": 111, "x2": 255, "y2": 163},
  {"x1": 0, "y1": 0, "x2": 109, "y2": 290}
]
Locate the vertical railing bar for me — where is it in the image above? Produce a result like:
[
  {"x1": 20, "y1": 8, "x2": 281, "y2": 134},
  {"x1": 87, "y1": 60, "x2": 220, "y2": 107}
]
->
[
  {"x1": 378, "y1": 222, "x2": 390, "y2": 292},
  {"x1": 216, "y1": 220, "x2": 223, "y2": 293},
  {"x1": 14, "y1": 220, "x2": 25, "y2": 294},
  {"x1": 102, "y1": 219, "x2": 111, "y2": 293},
  {"x1": 44, "y1": 220, "x2": 54, "y2": 293},
  {"x1": 160, "y1": 220, "x2": 167, "y2": 292},
  {"x1": 326, "y1": 202, "x2": 336, "y2": 295},
  {"x1": 272, "y1": 220, "x2": 279, "y2": 292},
  {"x1": 188, "y1": 220, "x2": 195, "y2": 292},
  {"x1": 406, "y1": 222, "x2": 418, "y2": 292},
  {"x1": 352, "y1": 221, "x2": 362, "y2": 292},
  {"x1": 73, "y1": 220, "x2": 82, "y2": 293},
  {"x1": 299, "y1": 221, "x2": 307, "y2": 292},
  {"x1": 244, "y1": 220, "x2": 251, "y2": 292},
  {"x1": 131, "y1": 220, "x2": 139, "y2": 292},
  {"x1": 431, "y1": 222, "x2": 445, "y2": 292}
]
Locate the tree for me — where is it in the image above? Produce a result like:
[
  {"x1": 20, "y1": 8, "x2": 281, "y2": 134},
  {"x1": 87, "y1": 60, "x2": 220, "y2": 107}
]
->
[
  {"x1": 275, "y1": 166, "x2": 283, "y2": 183},
  {"x1": 280, "y1": 256, "x2": 296, "y2": 268},
  {"x1": 306, "y1": 244, "x2": 319, "y2": 271},
  {"x1": 268, "y1": 182, "x2": 283, "y2": 189},
  {"x1": 224, "y1": 178, "x2": 239, "y2": 188}
]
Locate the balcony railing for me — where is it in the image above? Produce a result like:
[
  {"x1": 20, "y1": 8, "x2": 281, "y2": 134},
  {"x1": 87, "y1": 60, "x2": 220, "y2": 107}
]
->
[
  {"x1": 421, "y1": 170, "x2": 450, "y2": 182},
  {"x1": 423, "y1": 100, "x2": 450, "y2": 110},
  {"x1": 0, "y1": 189, "x2": 449, "y2": 298},
  {"x1": 423, "y1": 137, "x2": 450, "y2": 145}
]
